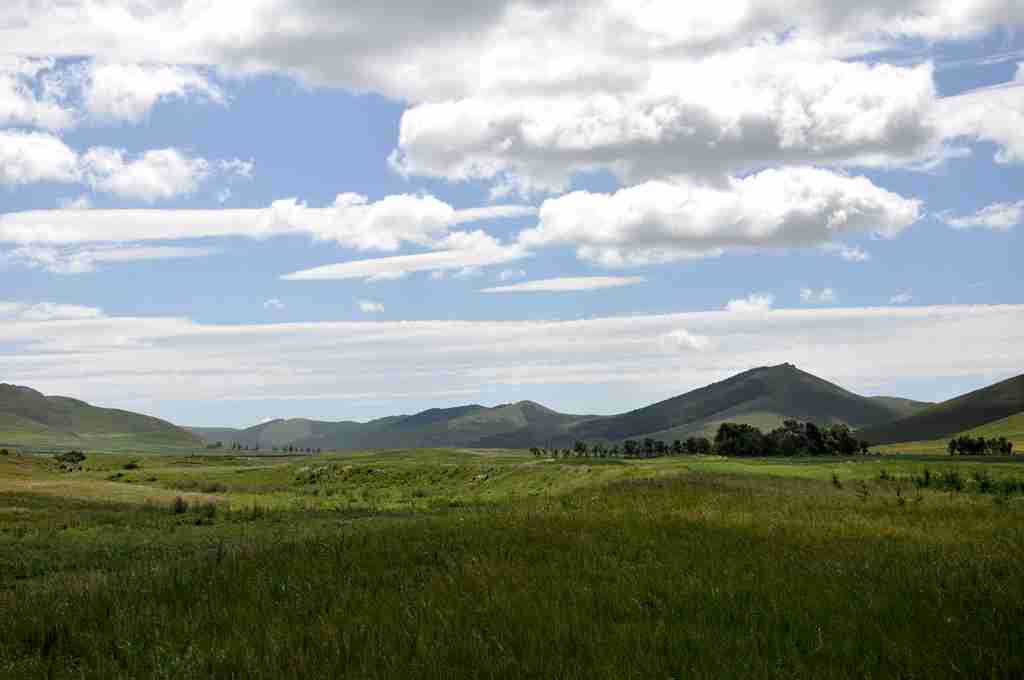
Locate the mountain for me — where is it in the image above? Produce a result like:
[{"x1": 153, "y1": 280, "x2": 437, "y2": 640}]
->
[
  {"x1": 0, "y1": 383, "x2": 202, "y2": 450},
  {"x1": 191, "y1": 364, "x2": 927, "y2": 450},
  {"x1": 867, "y1": 396, "x2": 935, "y2": 419},
  {"x1": 859, "y1": 374, "x2": 1024, "y2": 445},
  {"x1": 565, "y1": 364, "x2": 917, "y2": 443}
]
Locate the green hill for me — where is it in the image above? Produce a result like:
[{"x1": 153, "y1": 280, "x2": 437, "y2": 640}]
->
[
  {"x1": 0, "y1": 383, "x2": 202, "y2": 451},
  {"x1": 565, "y1": 364, "x2": 915, "y2": 443},
  {"x1": 859, "y1": 374, "x2": 1024, "y2": 445},
  {"x1": 191, "y1": 364, "x2": 930, "y2": 451}
]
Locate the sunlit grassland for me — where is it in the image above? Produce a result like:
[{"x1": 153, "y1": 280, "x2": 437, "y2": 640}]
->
[{"x1": 2, "y1": 448, "x2": 1024, "y2": 678}]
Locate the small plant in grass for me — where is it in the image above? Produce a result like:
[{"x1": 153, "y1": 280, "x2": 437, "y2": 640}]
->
[
  {"x1": 855, "y1": 480, "x2": 870, "y2": 502},
  {"x1": 895, "y1": 486, "x2": 906, "y2": 507},
  {"x1": 942, "y1": 471, "x2": 964, "y2": 492},
  {"x1": 123, "y1": 461, "x2": 140, "y2": 470},
  {"x1": 249, "y1": 503, "x2": 266, "y2": 520},
  {"x1": 832, "y1": 473, "x2": 842, "y2": 489},
  {"x1": 972, "y1": 471, "x2": 994, "y2": 494},
  {"x1": 1001, "y1": 478, "x2": 1020, "y2": 495},
  {"x1": 878, "y1": 469, "x2": 893, "y2": 482},
  {"x1": 172, "y1": 496, "x2": 189, "y2": 514},
  {"x1": 912, "y1": 468, "x2": 933, "y2": 489}
]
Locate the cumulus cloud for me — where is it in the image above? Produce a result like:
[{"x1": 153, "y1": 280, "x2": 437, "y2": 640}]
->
[
  {"x1": 935, "y1": 74, "x2": 1024, "y2": 165},
  {"x1": 725, "y1": 293, "x2": 774, "y2": 314},
  {"x1": 0, "y1": 132, "x2": 247, "y2": 200},
  {"x1": 800, "y1": 288, "x2": 838, "y2": 304},
  {"x1": 393, "y1": 59, "x2": 949, "y2": 193},
  {"x1": 81, "y1": 62, "x2": 224, "y2": 123},
  {"x1": 0, "y1": 57, "x2": 75, "y2": 129},
  {"x1": 0, "y1": 244, "x2": 220, "y2": 274},
  {"x1": 889, "y1": 292, "x2": 913, "y2": 304},
  {"x1": 942, "y1": 201, "x2": 1023, "y2": 230},
  {"x1": 478, "y1": 276, "x2": 645, "y2": 293},
  {"x1": 822, "y1": 243, "x2": 871, "y2": 262},
  {"x1": 496, "y1": 268, "x2": 526, "y2": 281},
  {"x1": 0, "y1": 130, "x2": 80, "y2": 186},
  {"x1": 661, "y1": 329, "x2": 713, "y2": 352},
  {"x1": 519, "y1": 168, "x2": 921, "y2": 266},
  {"x1": 358, "y1": 300, "x2": 384, "y2": 313}
]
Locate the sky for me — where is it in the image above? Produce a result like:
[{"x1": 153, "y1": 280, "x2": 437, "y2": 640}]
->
[{"x1": 1, "y1": 1, "x2": 1023, "y2": 427}]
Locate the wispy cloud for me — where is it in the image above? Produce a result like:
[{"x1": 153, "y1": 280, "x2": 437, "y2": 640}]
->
[{"x1": 478, "y1": 276, "x2": 644, "y2": 293}]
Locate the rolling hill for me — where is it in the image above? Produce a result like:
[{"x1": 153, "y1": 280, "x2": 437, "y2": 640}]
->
[
  {"x1": 191, "y1": 364, "x2": 930, "y2": 451},
  {"x1": 859, "y1": 373, "x2": 1024, "y2": 445},
  {"x1": 0, "y1": 383, "x2": 202, "y2": 450}
]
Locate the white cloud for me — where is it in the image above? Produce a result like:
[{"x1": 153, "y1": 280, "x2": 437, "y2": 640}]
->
[
  {"x1": 496, "y1": 268, "x2": 526, "y2": 281},
  {"x1": 263, "y1": 298, "x2": 285, "y2": 311},
  {"x1": 80, "y1": 147, "x2": 212, "y2": 202},
  {"x1": 661, "y1": 329, "x2": 713, "y2": 352},
  {"x1": 2, "y1": 302, "x2": 1023, "y2": 412},
  {"x1": 0, "y1": 130, "x2": 80, "y2": 186},
  {"x1": 283, "y1": 235, "x2": 527, "y2": 282},
  {"x1": 725, "y1": 293, "x2": 774, "y2": 314},
  {"x1": 0, "y1": 57, "x2": 75, "y2": 130},
  {"x1": 800, "y1": 288, "x2": 838, "y2": 304},
  {"x1": 935, "y1": 74, "x2": 1024, "y2": 164},
  {"x1": 0, "y1": 132, "x2": 245, "y2": 200},
  {"x1": 889, "y1": 292, "x2": 913, "y2": 304},
  {"x1": 822, "y1": 243, "x2": 871, "y2": 262},
  {"x1": 479, "y1": 276, "x2": 644, "y2": 293},
  {"x1": 0, "y1": 198, "x2": 533, "y2": 249},
  {"x1": 0, "y1": 300, "x2": 104, "y2": 321},
  {"x1": 358, "y1": 300, "x2": 384, "y2": 313},
  {"x1": 0, "y1": 244, "x2": 220, "y2": 274},
  {"x1": 393, "y1": 59, "x2": 948, "y2": 193},
  {"x1": 942, "y1": 201, "x2": 1023, "y2": 230},
  {"x1": 519, "y1": 168, "x2": 921, "y2": 266},
  {"x1": 81, "y1": 62, "x2": 224, "y2": 123}
]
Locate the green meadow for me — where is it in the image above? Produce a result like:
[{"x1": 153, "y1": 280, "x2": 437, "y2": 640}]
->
[{"x1": 3, "y1": 447, "x2": 1024, "y2": 679}]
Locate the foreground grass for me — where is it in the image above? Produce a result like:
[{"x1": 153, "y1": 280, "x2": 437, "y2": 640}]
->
[{"x1": 2, "y1": 451, "x2": 1024, "y2": 678}]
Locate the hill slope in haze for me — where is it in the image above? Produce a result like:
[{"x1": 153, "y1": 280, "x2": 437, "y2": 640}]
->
[
  {"x1": 0, "y1": 384, "x2": 202, "y2": 450},
  {"x1": 860, "y1": 374, "x2": 1024, "y2": 445},
  {"x1": 192, "y1": 364, "x2": 928, "y2": 451}
]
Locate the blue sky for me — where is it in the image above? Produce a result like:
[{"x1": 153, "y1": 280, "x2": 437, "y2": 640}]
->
[{"x1": 1, "y1": 2, "x2": 1022, "y2": 426}]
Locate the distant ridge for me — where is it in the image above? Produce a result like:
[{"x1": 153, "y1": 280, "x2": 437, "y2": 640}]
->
[
  {"x1": 190, "y1": 364, "x2": 929, "y2": 451},
  {"x1": 0, "y1": 383, "x2": 202, "y2": 449},
  {"x1": 859, "y1": 373, "x2": 1024, "y2": 445}
]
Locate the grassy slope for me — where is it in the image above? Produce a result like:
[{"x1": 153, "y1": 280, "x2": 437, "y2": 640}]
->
[
  {"x1": 0, "y1": 384, "x2": 202, "y2": 450},
  {"x1": 569, "y1": 364, "x2": 912, "y2": 443},
  {"x1": 861, "y1": 373, "x2": 1024, "y2": 445},
  {"x1": 868, "y1": 396, "x2": 934, "y2": 419},
  {"x1": 2, "y1": 449, "x2": 1024, "y2": 678},
  {"x1": 875, "y1": 411, "x2": 1024, "y2": 454}
]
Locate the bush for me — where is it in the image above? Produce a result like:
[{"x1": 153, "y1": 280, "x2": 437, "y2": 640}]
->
[
  {"x1": 54, "y1": 450, "x2": 86, "y2": 464},
  {"x1": 123, "y1": 462, "x2": 140, "y2": 470},
  {"x1": 172, "y1": 496, "x2": 189, "y2": 514},
  {"x1": 942, "y1": 471, "x2": 964, "y2": 492},
  {"x1": 1, "y1": 448, "x2": 9, "y2": 456}
]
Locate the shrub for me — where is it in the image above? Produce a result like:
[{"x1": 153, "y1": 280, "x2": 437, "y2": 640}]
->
[
  {"x1": 123, "y1": 462, "x2": 140, "y2": 470},
  {"x1": 831, "y1": 473, "x2": 842, "y2": 489},
  {"x1": 972, "y1": 471, "x2": 994, "y2": 494},
  {"x1": 54, "y1": 450, "x2": 86, "y2": 464},
  {"x1": 1, "y1": 448, "x2": 9, "y2": 456},
  {"x1": 942, "y1": 471, "x2": 964, "y2": 492},
  {"x1": 172, "y1": 496, "x2": 189, "y2": 514}
]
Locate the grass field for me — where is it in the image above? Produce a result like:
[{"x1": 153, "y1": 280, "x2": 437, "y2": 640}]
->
[{"x1": 3, "y1": 447, "x2": 1024, "y2": 678}]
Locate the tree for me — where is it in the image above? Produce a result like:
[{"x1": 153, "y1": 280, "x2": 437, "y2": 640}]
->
[
  {"x1": 574, "y1": 441, "x2": 589, "y2": 457},
  {"x1": 623, "y1": 440, "x2": 639, "y2": 458}
]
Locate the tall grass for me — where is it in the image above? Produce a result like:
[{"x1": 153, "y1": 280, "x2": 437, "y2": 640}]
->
[{"x1": 2, "y1": 473, "x2": 1024, "y2": 679}]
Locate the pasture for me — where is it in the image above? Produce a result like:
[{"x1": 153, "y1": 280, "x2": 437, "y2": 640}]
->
[{"x1": 2, "y1": 447, "x2": 1023, "y2": 678}]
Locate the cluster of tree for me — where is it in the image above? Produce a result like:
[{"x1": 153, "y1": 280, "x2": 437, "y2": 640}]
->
[
  {"x1": 948, "y1": 435, "x2": 1014, "y2": 456},
  {"x1": 530, "y1": 436, "x2": 714, "y2": 459},
  {"x1": 715, "y1": 420, "x2": 870, "y2": 457},
  {"x1": 272, "y1": 445, "x2": 322, "y2": 455},
  {"x1": 54, "y1": 450, "x2": 86, "y2": 464}
]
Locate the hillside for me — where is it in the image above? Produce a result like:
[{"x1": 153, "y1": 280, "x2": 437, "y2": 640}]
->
[
  {"x1": 565, "y1": 364, "x2": 916, "y2": 443},
  {"x1": 860, "y1": 374, "x2": 1024, "y2": 445},
  {"x1": 191, "y1": 364, "x2": 928, "y2": 450},
  {"x1": 0, "y1": 383, "x2": 202, "y2": 450}
]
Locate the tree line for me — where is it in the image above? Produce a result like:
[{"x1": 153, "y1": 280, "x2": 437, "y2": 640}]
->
[
  {"x1": 531, "y1": 419, "x2": 872, "y2": 459},
  {"x1": 948, "y1": 435, "x2": 1014, "y2": 456}
]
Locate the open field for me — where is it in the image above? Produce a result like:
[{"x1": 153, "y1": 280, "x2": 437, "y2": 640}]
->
[{"x1": 3, "y1": 447, "x2": 1024, "y2": 678}]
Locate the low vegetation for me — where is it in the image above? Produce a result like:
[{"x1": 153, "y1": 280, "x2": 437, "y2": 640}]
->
[{"x1": 2, "y1": 446, "x2": 1024, "y2": 678}]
